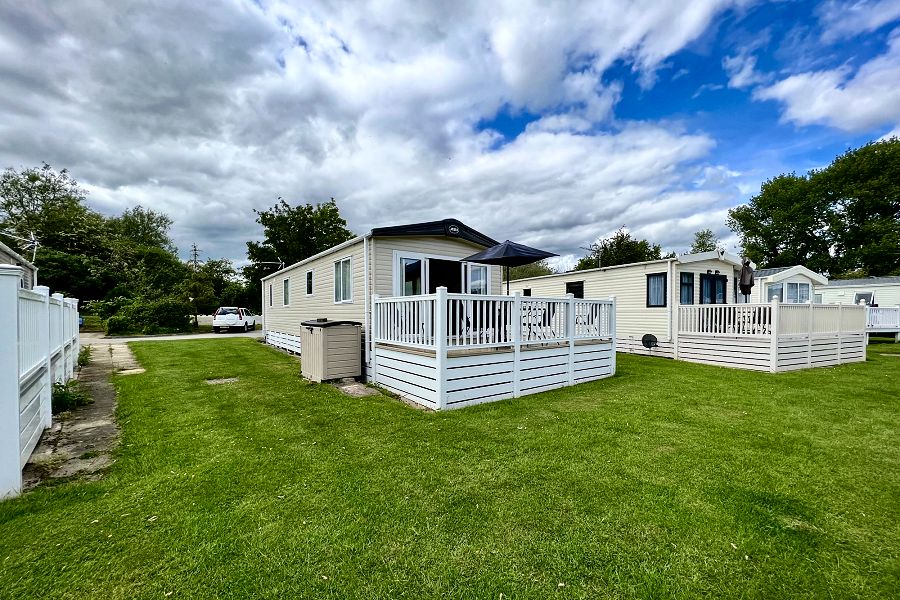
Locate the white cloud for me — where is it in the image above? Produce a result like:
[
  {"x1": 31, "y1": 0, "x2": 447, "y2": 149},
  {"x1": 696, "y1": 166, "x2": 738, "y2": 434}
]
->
[
  {"x1": 754, "y1": 29, "x2": 900, "y2": 132},
  {"x1": 0, "y1": 0, "x2": 746, "y2": 262},
  {"x1": 818, "y1": 0, "x2": 900, "y2": 41},
  {"x1": 722, "y1": 52, "x2": 768, "y2": 88}
]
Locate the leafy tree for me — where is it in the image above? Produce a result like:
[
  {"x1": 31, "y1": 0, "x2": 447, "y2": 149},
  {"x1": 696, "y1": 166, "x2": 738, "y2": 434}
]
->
[
  {"x1": 728, "y1": 138, "x2": 900, "y2": 276},
  {"x1": 508, "y1": 260, "x2": 555, "y2": 280},
  {"x1": 575, "y1": 227, "x2": 663, "y2": 270},
  {"x1": 0, "y1": 163, "x2": 107, "y2": 255},
  {"x1": 689, "y1": 229, "x2": 720, "y2": 253},
  {"x1": 727, "y1": 174, "x2": 834, "y2": 273},
  {"x1": 107, "y1": 205, "x2": 175, "y2": 252},
  {"x1": 819, "y1": 139, "x2": 900, "y2": 276},
  {"x1": 245, "y1": 197, "x2": 355, "y2": 301}
]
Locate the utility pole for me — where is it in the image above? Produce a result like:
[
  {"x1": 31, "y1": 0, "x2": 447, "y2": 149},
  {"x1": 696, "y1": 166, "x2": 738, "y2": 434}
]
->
[{"x1": 189, "y1": 243, "x2": 201, "y2": 270}]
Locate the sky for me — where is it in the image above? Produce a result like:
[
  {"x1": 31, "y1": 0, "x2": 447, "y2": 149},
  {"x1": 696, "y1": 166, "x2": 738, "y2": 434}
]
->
[{"x1": 1, "y1": 0, "x2": 899, "y2": 270}]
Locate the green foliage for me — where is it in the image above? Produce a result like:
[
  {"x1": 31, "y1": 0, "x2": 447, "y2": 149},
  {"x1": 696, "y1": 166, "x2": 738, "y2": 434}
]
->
[
  {"x1": 77, "y1": 346, "x2": 92, "y2": 367},
  {"x1": 244, "y1": 197, "x2": 354, "y2": 302},
  {"x1": 575, "y1": 227, "x2": 663, "y2": 270},
  {"x1": 106, "y1": 205, "x2": 175, "y2": 252},
  {"x1": 51, "y1": 381, "x2": 91, "y2": 414},
  {"x1": 728, "y1": 138, "x2": 900, "y2": 276},
  {"x1": 507, "y1": 260, "x2": 555, "y2": 280},
  {"x1": 105, "y1": 297, "x2": 192, "y2": 335},
  {"x1": 689, "y1": 228, "x2": 719, "y2": 253}
]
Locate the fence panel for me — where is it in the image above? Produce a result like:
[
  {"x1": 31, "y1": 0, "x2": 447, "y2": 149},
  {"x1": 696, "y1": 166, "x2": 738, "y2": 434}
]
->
[{"x1": 2, "y1": 266, "x2": 80, "y2": 499}]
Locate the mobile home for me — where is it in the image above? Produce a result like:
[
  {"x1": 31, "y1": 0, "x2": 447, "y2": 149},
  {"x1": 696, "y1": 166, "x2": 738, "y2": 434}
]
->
[
  {"x1": 506, "y1": 252, "x2": 867, "y2": 371},
  {"x1": 0, "y1": 241, "x2": 36, "y2": 289},
  {"x1": 261, "y1": 219, "x2": 618, "y2": 409}
]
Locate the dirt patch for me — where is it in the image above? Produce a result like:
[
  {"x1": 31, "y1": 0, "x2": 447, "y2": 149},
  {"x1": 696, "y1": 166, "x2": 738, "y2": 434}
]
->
[
  {"x1": 206, "y1": 377, "x2": 239, "y2": 385},
  {"x1": 331, "y1": 378, "x2": 381, "y2": 397},
  {"x1": 22, "y1": 342, "x2": 134, "y2": 489}
]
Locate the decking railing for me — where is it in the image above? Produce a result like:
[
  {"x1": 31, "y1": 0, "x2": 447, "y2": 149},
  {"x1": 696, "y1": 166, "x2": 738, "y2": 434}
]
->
[
  {"x1": 678, "y1": 300, "x2": 866, "y2": 337},
  {"x1": 372, "y1": 290, "x2": 615, "y2": 350},
  {"x1": 866, "y1": 306, "x2": 900, "y2": 331}
]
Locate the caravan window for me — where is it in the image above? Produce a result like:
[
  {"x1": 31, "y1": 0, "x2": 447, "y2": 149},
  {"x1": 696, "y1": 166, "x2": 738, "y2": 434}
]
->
[
  {"x1": 334, "y1": 257, "x2": 352, "y2": 303},
  {"x1": 854, "y1": 292, "x2": 874, "y2": 305},
  {"x1": 700, "y1": 274, "x2": 727, "y2": 304},
  {"x1": 679, "y1": 273, "x2": 694, "y2": 304},
  {"x1": 646, "y1": 273, "x2": 666, "y2": 307},
  {"x1": 566, "y1": 281, "x2": 584, "y2": 299}
]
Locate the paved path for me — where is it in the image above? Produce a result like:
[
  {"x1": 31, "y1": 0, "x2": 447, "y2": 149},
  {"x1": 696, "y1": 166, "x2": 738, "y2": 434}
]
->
[{"x1": 80, "y1": 330, "x2": 264, "y2": 345}]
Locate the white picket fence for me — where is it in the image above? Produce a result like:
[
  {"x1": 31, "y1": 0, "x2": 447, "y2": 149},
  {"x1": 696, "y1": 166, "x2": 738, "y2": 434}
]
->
[{"x1": 1, "y1": 265, "x2": 80, "y2": 499}]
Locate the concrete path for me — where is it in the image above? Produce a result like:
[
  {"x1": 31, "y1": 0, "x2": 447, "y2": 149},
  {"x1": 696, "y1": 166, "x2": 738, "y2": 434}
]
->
[
  {"x1": 22, "y1": 340, "x2": 138, "y2": 488},
  {"x1": 81, "y1": 330, "x2": 264, "y2": 345}
]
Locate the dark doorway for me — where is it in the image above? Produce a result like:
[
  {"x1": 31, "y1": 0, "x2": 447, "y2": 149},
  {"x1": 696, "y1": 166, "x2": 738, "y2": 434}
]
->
[{"x1": 428, "y1": 259, "x2": 463, "y2": 293}]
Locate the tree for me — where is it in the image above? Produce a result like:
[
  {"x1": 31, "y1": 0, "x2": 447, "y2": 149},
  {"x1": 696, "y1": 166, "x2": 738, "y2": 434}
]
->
[
  {"x1": 107, "y1": 205, "x2": 175, "y2": 252},
  {"x1": 0, "y1": 163, "x2": 107, "y2": 255},
  {"x1": 575, "y1": 227, "x2": 663, "y2": 270},
  {"x1": 244, "y1": 197, "x2": 355, "y2": 301},
  {"x1": 689, "y1": 229, "x2": 719, "y2": 253},
  {"x1": 727, "y1": 173, "x2": 834, "y2": 273},
  {"x1": 508, "y1": 260, "x2": 555, "y2": 280},
  {"x1": 728, "y1": 138, "x2": 900, "y2": 276}
]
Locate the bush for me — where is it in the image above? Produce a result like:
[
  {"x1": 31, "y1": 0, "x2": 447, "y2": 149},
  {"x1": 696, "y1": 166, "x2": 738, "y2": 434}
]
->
[
  {"x1": 104, "y1": 297, "x2": 191, "y2": 335},
  {"x1": 52, "y1": 381, "x2": 91, "y2": 414}
]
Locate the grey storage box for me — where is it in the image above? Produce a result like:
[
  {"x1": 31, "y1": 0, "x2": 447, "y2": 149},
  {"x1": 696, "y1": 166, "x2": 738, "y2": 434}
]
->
[{"x1": 300, "y1": 319, "x2": 362, "y2": 382}]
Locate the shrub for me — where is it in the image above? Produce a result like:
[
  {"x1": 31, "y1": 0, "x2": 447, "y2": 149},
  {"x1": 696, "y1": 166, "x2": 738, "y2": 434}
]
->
[
  {"x1": 104, "y1": 297, "x2": 191, "y2": 335},
  {"x1": 77, "y1": 346, "x2": 92, "y2": 368},
  {"x1": 52, "y1": 381, "x2": 91, "y2": 414}
]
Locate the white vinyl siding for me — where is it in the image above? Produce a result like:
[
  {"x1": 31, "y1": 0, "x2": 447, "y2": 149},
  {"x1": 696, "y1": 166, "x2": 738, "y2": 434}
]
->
[
  {"x1": 334, "y1": 257, "x2": 352, "y2": 303},
  {"x1": 817, "y1": 282, "x2": 900, "y2": 306}
]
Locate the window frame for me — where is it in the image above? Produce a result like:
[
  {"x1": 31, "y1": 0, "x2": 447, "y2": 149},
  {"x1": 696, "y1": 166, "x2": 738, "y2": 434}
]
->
[
  {"x1": 679, "y1": 272, "x2": 694, "y2": 305},
  {"x1": 282, "y1": 278, "x2": 290, "y2": 306},
  {"x1": 699, "y1": 273, "x2": 728, "y2": 305},
  {"x1": 305, "y1": 270, "x2": 314, "y2": 296},
  {"x1": 467, "y1": 263, "x2": 489, "y2": 295},
  {"x1": 523, "y1": 288, "x2": 532, "y2": 297},
  {"x1": 268, "y1": 284, "x2": 272, "y2": 307},
  {"x1": 333, "y1": 256, "x2": 353, "y2": 304},
  {"x1": 646, "y1": 273, "x2": 667, "y2": 308},
  {"x1": 854, "y1": 291, "x2": 874, "y2": 305}
]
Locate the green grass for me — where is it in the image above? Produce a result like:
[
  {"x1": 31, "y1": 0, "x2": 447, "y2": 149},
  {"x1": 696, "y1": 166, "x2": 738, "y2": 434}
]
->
[{"x1": 1, "y1": 340, "x2": 898, "y2": 599}]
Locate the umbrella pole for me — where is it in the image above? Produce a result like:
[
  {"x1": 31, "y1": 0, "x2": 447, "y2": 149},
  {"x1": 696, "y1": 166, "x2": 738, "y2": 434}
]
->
[{"x1": 506, "y1": 265, "x2": 510, "y2": 295}]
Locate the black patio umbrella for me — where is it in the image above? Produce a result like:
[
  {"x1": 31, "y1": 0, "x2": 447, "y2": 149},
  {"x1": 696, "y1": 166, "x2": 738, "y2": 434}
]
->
[{"x1": 462, "y1": 240, "x2": 558, "y2": 294}]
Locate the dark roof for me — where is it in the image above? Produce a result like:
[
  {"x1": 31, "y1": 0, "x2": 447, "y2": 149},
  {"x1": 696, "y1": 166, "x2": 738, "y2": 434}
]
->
[
  {"x1": 754, "y1": 266, "x2": 791, "y2": 278},
  {"x1": 825, "y1": 276, "x2": 900, "y2": 287},
  {"x1": 370, "y1": 218, "x2": 498, "y2": 248}
]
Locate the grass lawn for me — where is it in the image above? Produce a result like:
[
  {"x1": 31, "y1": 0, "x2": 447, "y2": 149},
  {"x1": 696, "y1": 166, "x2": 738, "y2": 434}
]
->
[{"x1": 1, "y1": 339, "x2": 898, "y2": 598}]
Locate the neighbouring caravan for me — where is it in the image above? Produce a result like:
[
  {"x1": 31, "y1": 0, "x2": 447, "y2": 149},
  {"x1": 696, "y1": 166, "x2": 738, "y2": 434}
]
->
[
  {"x1": 506, "y1": 251, "x2": 748, "y2": 358},
  {"x1": 750, "y1": 266, "x2": 828, "y2": 304},
  {"x1": 817, "y1": 276, "x2": 900, "y2": 307},
  {"x1": 261, "y1": 218, "x2": 503, "y2": 360}
]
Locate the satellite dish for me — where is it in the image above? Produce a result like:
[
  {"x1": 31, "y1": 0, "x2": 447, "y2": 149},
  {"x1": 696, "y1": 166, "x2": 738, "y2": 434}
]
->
[{"x1": 641, "y1": 334, "x2": 658, "y2": 349}]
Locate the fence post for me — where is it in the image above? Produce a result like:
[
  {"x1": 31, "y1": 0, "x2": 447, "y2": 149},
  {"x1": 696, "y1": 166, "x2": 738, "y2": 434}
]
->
[
  {"x1": 837, "y1": 303, "x2": 843, "y2": 364},
  {"x1": 52, "y1": 294, "x2": 64, "y2": 382},
  {"x1": 434, "y1": 287, "x2": 448, "y2": 410},
  {"x1": 769, "y1": 297, "x2": 779, "y2": 373},
  {"x1": 370, "y1": 294, "x2": 379, "y2": 383},
  {"x1": 512, "y1": 292, "x2": 522, "y2": 398},
  {"x1": 34, "y1": 286, "x2": 53, "y2": 430},
  {"x1": 566, "y1": 293, "x2": 575, "y2": 386},
  {"x1": 0, "y1": 265, "x2": 23, "y2": 498},
  {"x1": 807, "y1": 300, "x2": 813, "y2": 368},
  {"x1": 609, "y1": 296, "x2": 617, "y2": 374},
  {"x1": 673, "y1": 304, "x2": 680, "y2": 360}
]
